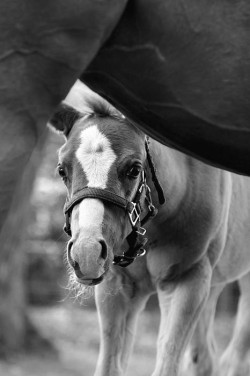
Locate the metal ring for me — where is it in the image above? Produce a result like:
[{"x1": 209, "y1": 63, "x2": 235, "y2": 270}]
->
[{"x1": 137, "y1": 248, "x2": 147, "y2": 257}]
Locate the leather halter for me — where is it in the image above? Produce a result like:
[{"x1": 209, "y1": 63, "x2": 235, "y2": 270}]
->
[{"x1": 63, "y1": 139, "x2": 165, "y2": 267}]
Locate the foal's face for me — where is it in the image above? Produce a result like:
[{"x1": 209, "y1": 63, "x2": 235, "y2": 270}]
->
[{"x1": 58, "y1": 115, "x2": 146, "y2": 285}]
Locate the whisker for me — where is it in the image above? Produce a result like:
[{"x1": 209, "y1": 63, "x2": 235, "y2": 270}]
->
[{"x1": 62, "y1": 268, "x2": 95, "y2": 305}]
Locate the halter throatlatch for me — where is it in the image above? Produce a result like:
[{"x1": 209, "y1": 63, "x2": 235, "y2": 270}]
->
[{"x1": 63, "y1": 140, "x2": 165, "y2": 267}]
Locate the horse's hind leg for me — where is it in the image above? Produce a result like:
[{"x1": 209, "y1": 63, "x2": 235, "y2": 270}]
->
[
  {"x1": 219, "y1": 273, "x2": 250, "y2": 376},
  {"x1": 181, "y1": 284, "x2": 224, "y2": 376},
  {"x1": 94, "y1": 267, "x2": 152, "y2": 376}
]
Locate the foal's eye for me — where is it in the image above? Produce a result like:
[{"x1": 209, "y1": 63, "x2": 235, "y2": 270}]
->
[
  {"x1": 127, "y1": 164, "x2": 142, "y2": 179},
  {"x1": 57, "y1": 164, "x2": 67, "y2": 180}
]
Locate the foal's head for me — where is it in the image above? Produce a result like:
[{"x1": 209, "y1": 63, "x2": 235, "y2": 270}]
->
[{"x1": 50, "y1": 83, "x2": 147, "y2": 286}]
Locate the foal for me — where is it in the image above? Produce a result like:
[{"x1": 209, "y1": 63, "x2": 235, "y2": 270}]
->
[{"x1": 50, "y1": 81, "x2": 250, "y2": 376}]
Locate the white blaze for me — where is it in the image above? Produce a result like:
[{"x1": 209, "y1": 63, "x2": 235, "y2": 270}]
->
[{"x1": 75, "y1": 125, "x2": 116, "y2": 229}]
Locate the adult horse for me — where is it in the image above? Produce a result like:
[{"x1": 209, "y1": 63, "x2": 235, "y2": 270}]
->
[
  {"x1": 0, "y1": 0, "x2": 250, "y2": 235},
  {"x1": 50, "y1": 81, "x2": 250, "y2": 376},
  {"x1": 1, "y1": 0, "x2": 250, "y2": 235},
  {"x1": 1, "y1": 0, "x2": 250, "y2": 355}
]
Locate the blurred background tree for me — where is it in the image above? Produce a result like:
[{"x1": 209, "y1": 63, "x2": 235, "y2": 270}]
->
[{"x1": 0, "y1": 130, "x2": 67, "y2": 355}]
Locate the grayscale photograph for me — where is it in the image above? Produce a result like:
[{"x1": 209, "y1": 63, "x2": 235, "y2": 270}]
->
[{"x1": 0, "y1": 1, "x2": 249, "y2": 375}]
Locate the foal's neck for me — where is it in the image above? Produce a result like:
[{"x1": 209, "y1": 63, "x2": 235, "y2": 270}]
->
[{"x1": 147, "y1": 138, "x2": 189, "y2": 218}]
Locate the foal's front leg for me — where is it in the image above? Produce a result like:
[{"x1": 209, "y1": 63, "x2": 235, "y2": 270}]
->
[
  {"x1": 152, "y1": 257, "x2": 212, "y2": 376},
  {"x1": 94, "y1": 267, "x2": 151, "y2": 376}
]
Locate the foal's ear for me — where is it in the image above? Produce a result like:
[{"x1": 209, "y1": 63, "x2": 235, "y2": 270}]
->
[{"x1": 48, "y1": 103, "x2": 82, "y2": 137}]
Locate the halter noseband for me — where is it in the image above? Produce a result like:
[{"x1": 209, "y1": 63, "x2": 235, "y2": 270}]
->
[{"x1": 63, "y1": 139, "x2": 165, "y2": 267}]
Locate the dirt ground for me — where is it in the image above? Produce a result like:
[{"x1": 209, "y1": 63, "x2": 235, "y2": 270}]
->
[{"x1": 0, "y1": 303, "x2": 234, "y2": 376}]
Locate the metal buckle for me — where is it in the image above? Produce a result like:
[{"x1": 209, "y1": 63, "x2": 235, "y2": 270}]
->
[
  {"x1": 128, "y1": 202, "x2": 140, "y2": 226},
  {"x1": 136, "y1": 227, "x2": 146, "y2": 236},
  {"x1": 112, "y1": 253, "x2": 134, "y2": 267},
  {"x1": 139, "y1": 183, "x2": 145, "y2": 193}
]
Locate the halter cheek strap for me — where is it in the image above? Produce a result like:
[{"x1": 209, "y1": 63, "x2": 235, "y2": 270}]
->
[{"x1": 112, "y1": 175, "x2": 157, "y2": 267}]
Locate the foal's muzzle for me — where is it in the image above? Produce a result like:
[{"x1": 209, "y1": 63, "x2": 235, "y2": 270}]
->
[{"x1": 67, "y1": 237, "x2": 107, "y2": 283}]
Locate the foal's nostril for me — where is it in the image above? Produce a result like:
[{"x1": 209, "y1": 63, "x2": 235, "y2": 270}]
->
[
  {"x1": 73, "y1": 262, "x2": 85, "y2": 279},
  {"x1": 67, "y1": 241, "x2": 75, "y2": 268},
  {"x1": 67, "y1": 241, "x2": 73, "y2": 253},
  {"x1": 73, "y1": 261, "x2": 80, "y2": 272},
  {"x1": 99, "y1": 240, "x2": 108, "y2": 260}
]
